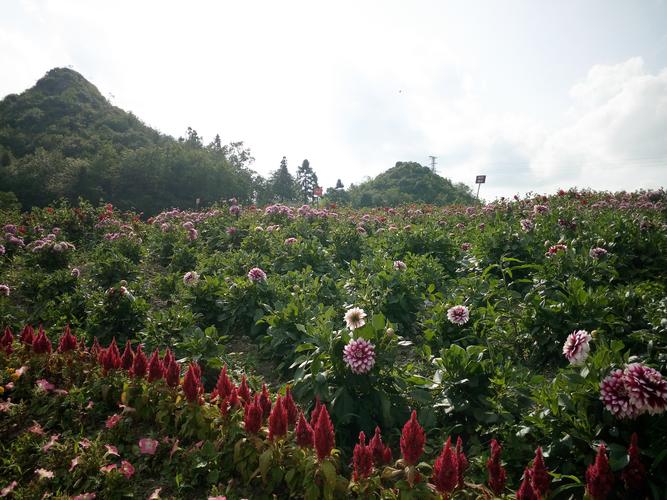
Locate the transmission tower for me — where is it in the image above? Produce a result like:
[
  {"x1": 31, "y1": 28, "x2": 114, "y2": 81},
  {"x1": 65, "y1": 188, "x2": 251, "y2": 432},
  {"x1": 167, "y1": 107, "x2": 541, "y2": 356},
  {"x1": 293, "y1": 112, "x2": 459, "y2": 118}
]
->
[{"x1": 428, "y1": 156, "x2": 437, "y2": 172}]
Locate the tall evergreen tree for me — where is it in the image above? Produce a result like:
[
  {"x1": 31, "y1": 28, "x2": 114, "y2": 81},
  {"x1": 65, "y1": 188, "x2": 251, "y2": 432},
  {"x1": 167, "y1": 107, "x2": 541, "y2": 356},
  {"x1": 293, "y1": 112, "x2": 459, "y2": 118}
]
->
[
  {"x1": 270, "y1": 156, "x2": 296, "y2": 203},
  {"x1": 296, "y1": 159, "x2": 318, "y2": 203}
]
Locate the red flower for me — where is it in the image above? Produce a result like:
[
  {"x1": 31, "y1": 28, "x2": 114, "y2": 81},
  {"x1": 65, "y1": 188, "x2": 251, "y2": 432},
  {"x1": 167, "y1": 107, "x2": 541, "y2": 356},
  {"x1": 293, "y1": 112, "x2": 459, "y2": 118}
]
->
[
  {"x1": 586, "y1": 443, "x2": 614, "y2": 500},
  {"x1": 268, "y1": 396, "x2": 288, "y2": 440},
  {"x1": 162, "y1": 348, "x2": 174, "y2": 368},
  {"x1": 20, "y1": 325, "x2": 34, "y2": 345},
  {"x1": 147, "y1": 350, "x2": 164, "y2": 382},
  {"x1": 353, "y1": 432, "x2": 373, "y2": 481},
  {"x1": 530, "y1": 447, "x2": 550, "y2": 497},
  {"x1": 516, "y1": 468, "x2": 539, "y2": 500},
  {"x1": 0, "y1": 326, "x2": 13, "y2": 354},
  {"x1": 313, "y1": 404, "x2": 335, "y2": 461},
  {"x1": 284, "y1": 386, "x2": 298, "y2": 427},
  {"x1": 486, "y1": 439, "x2": 506, "y2": 496},
  {"x1": 259, "y1": 384, "x2": 272, "y2": 419},
  {"x1": 400, "y1": 410, "x2": 425, "y2": 465},
  {"x1": 165, "y1": 359, "x2": 181, "y2": 388},
  {"x1": 227, "y1": 386, "x2": 240, "y2": 409},
  {"x1": 310, "y1": 396, "x2": 322, "y2": 429},
  {"x1": 431, "y1": 437, "x2": 458, "y2": 495},
  {"x1": 295, "y1": 411, "x2": 314, "y2": 448},
  {"x1": 182, "y1": 363, "x2": 203, "y2": 403},
  {"x1": 621, "y1": 433, "x2": 645, "y2": 493},
  {"x1": 32, "y1": 325, "x2": 52, "y2": 354},
  {"x1": 244, "y1": 395, "x2": 263, "y2": 434},
  {"x1": 102, "y1": 338, "x2": 121, "y2": 373},
  {"x1": 120, "y1": 341, "x2": 134, "y2": 370},
  {"x1": 57, "y1": 324, "x2": 77, "y2": 353},
  {"x1": 131, "y1": 345, "x2": 148, "y2": 378},
  {"x1": 214, "y1": 366, "x2": 233, "y2": 401},
  {"x1": 369, "y1": 426, "x2": 392, "y2": 466},
  {"x1": 238, "y1": 375, "x2": 251, "y2": 404},
  {"x1": 90, "y1": 337, "x2": 101, "y2": 357},
  {"x1": 455, "y1": 436, "x2": 468, "y2": 489}
]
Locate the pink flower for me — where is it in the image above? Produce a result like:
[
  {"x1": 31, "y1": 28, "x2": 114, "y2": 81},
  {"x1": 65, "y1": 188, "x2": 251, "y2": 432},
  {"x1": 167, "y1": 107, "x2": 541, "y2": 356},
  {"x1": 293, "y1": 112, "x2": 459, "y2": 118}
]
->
[
  {"x1": 343, "y1": 338, "x2": 376, "y2": 374},
  {"x1": 105, "y1": 444, "x2": 120, "y2": 456},
  {"x1": 0, "y1": 284, "x2": 9, "y2": 297},
  {"x1": 139, "y1": 437, "x2": 159, "y2": 455},
  {"x1": 79, "y1": 438, "x2": 92, "y2": 448},
  {"x1": 393, "y1": 260, "x2": 407, "y2": 271},
  {"x1": 447, "y1": 305, "x2": 469, "y2": 325},
  {"x1": 71, "y1": 267, "x2": 81, "y2": 278},
  {"x1": 589, "y1": 247, "x2": 608, "y2": 259},
  {"x1": 600, "y1": 369, "x2": 641, "y2": 419},
  {"x1": 624, "y1": 363, "x2": 667, "y2": 415},
  {"x1": 344, "y1": 307, "x2": 367, "y2": 330},
  {"x1": 520, "y1": 219, "x2": 534, "y2": 231},
  {"x1": 100, "y1": 464, "x2": 117, "y2": 473},
  {"x1": 35, "y1": 468, "x2": 54, "y2": 479},
  {"x1": 562, "y1": 330, "x2": 592, "y2": 366},
  {"x1": 148, "y1": 489, "x2": 162, "y2": 499},
  {"x1": 284, "y1": 237, "x2": 298, "y2": 245},
  {"x1": 546, "y1": 244, "x2": 567, "y2": 256},
  {"x1": 460, "y1": 242, "x2": 472, "y2": 251},
  {"x1": 42, "y1": 434, "x2": 60, "y2": 452},
  {"x1": 28, "y1": 421, "x2": 45, "y2": 435},
  {"x1": 120, "y1": 460, "x2": 135, "y2": 478},
  {"x1": 70, "y1": 456, "x2": 81, "y2": 471},
  {"x1": 106, "y1": 413, "x2": 122, "y2": 429},
  {"x1": 72, "y1": 494, "x2": 96, "y2": 500},
  {"x1": 36, "y1": 379, "x2": 55, "y2": 392},
  {"x1": 0, "y1": 481, "x2": 17, "y2": 497},
  {"x1": 183, "y1": 271, "x2": 199, "y2": 286},
  {"x1": 247, "y1": 267, "x2": 267, "y2": 283}
]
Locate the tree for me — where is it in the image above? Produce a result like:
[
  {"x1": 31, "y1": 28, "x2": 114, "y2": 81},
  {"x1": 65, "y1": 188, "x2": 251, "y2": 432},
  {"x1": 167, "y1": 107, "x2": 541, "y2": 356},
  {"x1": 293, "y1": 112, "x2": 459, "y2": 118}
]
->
[
  {"x1": 270, "y1": 156, "x2": 296, "y2": 203},
  {"x1": 296, "y1": 159, "x2": 319, "y2": 203}
]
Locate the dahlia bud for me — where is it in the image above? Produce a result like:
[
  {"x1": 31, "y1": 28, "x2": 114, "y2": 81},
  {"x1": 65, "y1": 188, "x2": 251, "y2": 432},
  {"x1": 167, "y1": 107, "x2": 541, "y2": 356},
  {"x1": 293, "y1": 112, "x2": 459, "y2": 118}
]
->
[
  {"x1": 131, "y1": 345, "x2": 148, "y2": 378},
  {"x1": 530, "y1": 447, "x2": 550, "y2": 497},
  {"x1": 32, "y1": 325, "x2": 52, "y2": 354},
  {"x1": 586, "y1": 443, "x2": 614, "y2": 500},
  {"x1": 400, "y1": 410, "x2": 425, "y2": 465},
  {"x1": 20, "y1": 325, "x2": 34, "y2": 345},
  {"x1": 353, "y1": 432, "x2": 373, "y2": 481},
  {"x1": 238, "y1": 375, "x2": 251, "y2": 404},
  {"x1": 268, "y1": 395, "x2": 288, "y2": 440},
  {"x1": 244, "y1": 395, "x2": 263, "y2": 434},
  {"x1": 165, "y1": 359, "x2": 181, "y2": 388},
  {"x1": 295, "y1": 411, "x2": 314, "y2": 448},
  {"x1": 284, "y1": 386, "x2": 298, "y2": 427},
  {"x1": 57, "y1": 324, "x2": 77, "y2": 353},
  {"x1": 183, "y1": 363, "x2": 202, "y2": 404},
  {"x1": 1, "y1": 326, "x2": 14, "y2": 354},
  {"x1": 621, "y1": 433, "x2": 645, "y2": 493},
  {"x1": 431, "y1": 437, "x2": 458, "y2": 495},
  {"x1": 314, "y1": 404, "x2": 335, "y2": 461},
  {"x1": 147, "y1": 350, "x2": 164, "y2": 383},
  {"x1": 516, "y1": 468, "x2": 539, "y2": 500},
  {"x1": 120, "y1": 340, "x2": 134, "y2": 370},
  {"x1": 486, "y1": 439, "x2": 506, "y2": 496}
]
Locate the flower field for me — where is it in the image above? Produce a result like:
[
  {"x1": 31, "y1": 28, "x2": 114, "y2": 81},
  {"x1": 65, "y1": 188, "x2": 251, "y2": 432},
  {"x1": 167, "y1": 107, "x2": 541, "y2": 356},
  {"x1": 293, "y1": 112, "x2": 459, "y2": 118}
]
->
[{"x1": 1, "y1": 190, "x2": 666, "y2": 499}]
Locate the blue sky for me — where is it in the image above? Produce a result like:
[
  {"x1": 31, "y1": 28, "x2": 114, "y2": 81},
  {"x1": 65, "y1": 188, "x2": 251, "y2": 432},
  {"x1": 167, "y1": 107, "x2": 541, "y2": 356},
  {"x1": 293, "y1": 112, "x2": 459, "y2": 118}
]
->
[{"x1": 2, "y1": 0, "x2": 667, "y2": 200}]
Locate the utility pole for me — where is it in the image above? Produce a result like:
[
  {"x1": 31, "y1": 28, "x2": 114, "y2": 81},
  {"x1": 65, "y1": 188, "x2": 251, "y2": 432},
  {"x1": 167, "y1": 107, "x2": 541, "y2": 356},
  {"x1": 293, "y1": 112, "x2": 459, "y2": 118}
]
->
[{"x1": 428, "y1": 156, "x2": 437, "y2": 172}]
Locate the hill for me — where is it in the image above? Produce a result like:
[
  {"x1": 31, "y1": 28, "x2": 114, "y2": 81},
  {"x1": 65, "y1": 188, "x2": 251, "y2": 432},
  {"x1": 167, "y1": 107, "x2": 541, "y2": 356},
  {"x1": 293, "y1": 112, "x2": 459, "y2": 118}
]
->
[
  {"x1": 0, "y1": 68, "x2": 255, "y2": 214},
  {"x1": 347, "y1": 162, "x2": 476, "y2": 207}
]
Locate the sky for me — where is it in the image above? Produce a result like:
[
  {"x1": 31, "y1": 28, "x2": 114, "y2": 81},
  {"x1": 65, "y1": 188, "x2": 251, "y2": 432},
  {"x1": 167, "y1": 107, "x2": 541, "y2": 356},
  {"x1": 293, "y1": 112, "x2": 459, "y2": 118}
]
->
[{"x1": 2, "y1": 0, "x2": 667, "y2": 200}]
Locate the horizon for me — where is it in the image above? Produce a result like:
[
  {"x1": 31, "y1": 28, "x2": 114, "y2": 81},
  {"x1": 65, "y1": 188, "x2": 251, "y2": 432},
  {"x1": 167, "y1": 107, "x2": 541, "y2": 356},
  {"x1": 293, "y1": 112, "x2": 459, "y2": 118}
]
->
[{"x1": 2, "y1": 0, "x2": 667, "y2": 201}]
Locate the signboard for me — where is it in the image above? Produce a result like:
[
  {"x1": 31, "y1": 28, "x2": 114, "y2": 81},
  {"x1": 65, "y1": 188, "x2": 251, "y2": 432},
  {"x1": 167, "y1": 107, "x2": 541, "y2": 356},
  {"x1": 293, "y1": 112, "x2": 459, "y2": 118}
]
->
[
  {"x1": 475, "y1": 175, "x2": 486, "y2": 184},
  {"x1": 314, "y1": 186, "x2": 323, "y2": 197}
]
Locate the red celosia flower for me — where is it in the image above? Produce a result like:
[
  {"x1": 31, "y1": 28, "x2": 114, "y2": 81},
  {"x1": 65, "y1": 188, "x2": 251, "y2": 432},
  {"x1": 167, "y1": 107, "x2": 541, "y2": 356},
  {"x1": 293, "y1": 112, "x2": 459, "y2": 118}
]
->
[
  {"x1": 32, "y1": 326, "x2": 52, "y2": 354},
  {"x1": 314, "y1": 404, "x2": 335, "y2": 461},
  {"x1": 268, "y1": 396, "x2": 288, "y2": 440},
  {"x1": 20, "y1": 325, "x2": 34, "y2": 345},
  {"x1": 0, "y1": 326, "x2": 13, "y2": 354},
  {"x1": 284, "y1": 386, "x2": 298, "y2": 427},
  {"x1": 586, "y1": 443, "x2": 614, "y2": 500},
  {"x1": 456, "y1": 436, "x2": 468, "y2": 489},
  {"x1": 57, "y1": 324, "x2": 77, "y2": 353},
  {"x1": 432, "y1": 437, "x2": 458, "y2": 495},
  {"x1": 310, "y1": 396, "x2": 322, "y2": 429},
  {"x1": 90, "y1": 337, "x2": 101, "y2": 357},
  {"x1": 516, "y1": 468, "x2": 539, "y2": 500},
  {"x1": 147, "y1": 350, "x2": 164, "y2": 382},
  {"x1": 131, "y1": 345, "x2": 148, "y2": 378},
  {"x1": 165, "y1": 359, "x2": 181, "y2": 388},
  {"x1": 102, "y1": 338, "x2": 121, "y2": 373},
  {"x1": 162, "y1": 348, "x2": 174, "y2": 368},
  {"x1": 244, "y1": 395, "x2": 263, "y2": 434},
  {"x1": 259, "y1": 384, "x2": 272, "y2": 418},
  {"x1": 227, "y1": 386, "x2": 240, "y2": 409},
  {"x1": 486, "y1": 439, "x2": 506, "y2": 496},
  {"x1": 621, "y1": 433, "x2": 645, "y2": 493},
  {"x1": 369, "y1": 426, "x2": 392, "y2": 466},
  {"x1": 182, "y1": 363, "x2": 202, "y2": 403},
  {"x1": 238, "y1": 375, "x2": 251, "y2": 404},
  {"x1": 120, "y1": 341, "x2": 134, "y2": 370},
  {"x1": 353, "y1": 432, "x2": 373, "y2": 481},
  {"x1": 295, "y1": 411, "x2": 314, "y2": 448},
  {"x1": 214, "y1": 366, "x2": 233, "y2": 401},
  {"x1": 530, "y1": 447, "x2": 550, "y2": 497},
  {"x1": 400, "y1": 410, "x2": 425, "y2": 465}
]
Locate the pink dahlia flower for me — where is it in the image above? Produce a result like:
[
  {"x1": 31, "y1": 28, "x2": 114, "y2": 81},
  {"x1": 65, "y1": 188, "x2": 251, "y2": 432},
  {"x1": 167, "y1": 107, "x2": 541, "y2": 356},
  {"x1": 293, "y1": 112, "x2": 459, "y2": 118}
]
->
[
  {"x1": 0, "y1": 284, "x2": 9, "y2": 297},
  {"x1": 562, "y1": 330, "x2": 592, "y2": 366},
  {"x1": 447, "y1": 305, "x2": 469, "y2": 325},
  {"x1": 600, "y1": 369, "x2": 640, "y2": 419},
  {"x1": 589, "y1": 247, "x2": 608, "y2": 259},
  {"x1": 520, "y1": 219, "x2": 534, "y2": 231},
  {"x1": 344, "y1": 307, "x2": 367, "y2": 330},
  {"x1": 247, "y1": 267, "x2": 267, "y2": 283},
  {"x1": 624, "y1": 363, "x2": 667, "y2": 415},
  {"x1": 183, "y1": 271, "x2": 199, "y2": 286},
  {"x1": 343, "y1": 338, "x2": 376, "y2": 374},
  {"x1": 546, "y1": 244, "x2": 567, "y2": 256},
  {"x1": 393, "y1": 260, "x2": 407, "y2": 271}
]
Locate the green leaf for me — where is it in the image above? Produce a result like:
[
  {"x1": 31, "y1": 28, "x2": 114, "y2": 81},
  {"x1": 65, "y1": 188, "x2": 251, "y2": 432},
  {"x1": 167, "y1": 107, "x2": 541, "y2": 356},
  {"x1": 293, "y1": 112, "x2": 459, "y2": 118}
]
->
[
  {"x1": 259, "y1": 449, "x2": 273, "y2": 478},
  {"x1": 320, "y1": 460, "x2": 337, "y2": 487}
]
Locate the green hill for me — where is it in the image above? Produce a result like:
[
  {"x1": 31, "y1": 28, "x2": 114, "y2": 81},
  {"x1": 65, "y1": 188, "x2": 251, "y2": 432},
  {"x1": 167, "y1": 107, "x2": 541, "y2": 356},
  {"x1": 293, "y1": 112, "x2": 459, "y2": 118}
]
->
[
  {"x1": 0, "y1": 68, "x2": 255, "y2": 213},
  {"x1": 347, "y1": 162, "x2": 476, "y2": 207}
]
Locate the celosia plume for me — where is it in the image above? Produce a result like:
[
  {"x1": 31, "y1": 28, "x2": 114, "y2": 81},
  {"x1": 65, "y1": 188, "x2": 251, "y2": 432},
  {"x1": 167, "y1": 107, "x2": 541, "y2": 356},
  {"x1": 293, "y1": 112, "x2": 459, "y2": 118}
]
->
[
  {"x1": 1, "y1": 326, "x2": 13, "y2": 354},
  {"x1": 33, "y1": 326, "x2": 52, "y2": 354},
  {"x1": 284, "y1": 386, "x2": 298, "y2": 427},
  {"x1": 369, "y1": 426, "x2": 392, "y2": 466},
  {"x1": 295, "y1": 411, "x2": 314, "y2": 448},
  {"x1": 165, "y1": 359, "x2": 181, "y2": 388},
  {"x1": 400, "y1": 410, "x2": 425, "y2": 465},
  {"x1": 259, "y1": 384, "x2": 272, "y2": 418},
  {"x1": 314, "y1": 404, "x2": 335, "y2": 461},
  {"x1": 530, "y1": 447, "x2": 550, "y2": 497},
  {"x1": 621, "y1": 433, "x2": 645, "y2": 493},
  {"x1": 120, "y1": 341, "x2": 134, "y2": 370},
  {"x1": 486, "y1": 439, "x2": 506, "y2": 496},
  {"x1": 585, "y1": 443, "x2": 614, "y2": 500},
  {"x1": 353, "y1": 432, "x2": 373, "y2": 481},
  {"x1": 431, "y1": 437, "x2": 458, "y2": 495},
  {"x1": 243, "y1": 395, "x2": 263, "y2": 434},
  {"x1": 21, "y1": 325, "x2": 34, "y2": 345},
  {"x1": 57, "y1": 324, "x2": 77, "y2": 353},
  {"x1": 146, "y1": 350, "x2": 164, "y2": 382},
  {"x1": 182, "y1": 363, "x2": 202, "y2": 404},
  {"x1": 131, "y1": 345, "x2": 148, "y2": 379},
  {"x1": 268, "y1": 395, "x2": 288, "y2": 440},
  {"x1": 102, "y1": 338, "x2": 121, "y2": 373},
  {"x1": 214, "y1": 366, "x2": 233, "y2": 401},
  {"x1": 455, "y1": 436, "x2": 468, "y2": 489},
  {"x1": 238, "y1": 375, "x2": 251, "y2": 404},
  {"x1": 516, "y1": 469, "x2": 539, "y2": 500}
]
